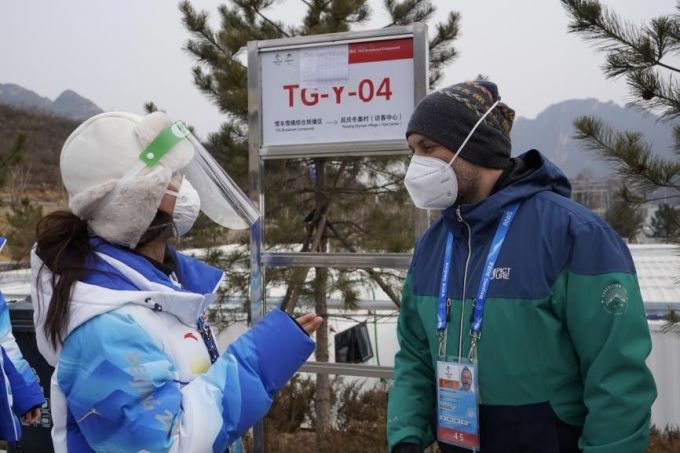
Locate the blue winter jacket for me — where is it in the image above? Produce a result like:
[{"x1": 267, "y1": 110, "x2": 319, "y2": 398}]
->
[
  {"x1": 1, "y1": 291, "x2": 46, "y2": 443},
  {"x1": 31, "y1": 239, "x2": 315, "y2": 452}
]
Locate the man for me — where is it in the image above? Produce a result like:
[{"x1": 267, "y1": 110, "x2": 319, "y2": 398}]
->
[
  {"x1": 387, "y1": 81, "x2": 656, "y2": 452},
  {"x1": 460, "y1": 367, "x2": 472, "y2": 392}
]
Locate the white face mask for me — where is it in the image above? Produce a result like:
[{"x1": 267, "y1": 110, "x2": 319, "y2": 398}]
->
[
  {"x1": 404, "y1": 100, "x2": 500, "y2": 210},
  {"x1": 166, "y1": 178, "x2": 201, "y2": 236},
  {"x1": 404, "y1": 156, "x2": 459, "y2": 209}
]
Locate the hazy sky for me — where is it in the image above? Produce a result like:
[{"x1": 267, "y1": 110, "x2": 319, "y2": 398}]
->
[{"x1": 1, "y1": 0, "x2": 675, "y2": 137}]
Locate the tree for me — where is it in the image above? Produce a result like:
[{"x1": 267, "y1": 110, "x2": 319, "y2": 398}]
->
[
  {"x1": 561, "y1": 0, "x2": 680, "y2": 205},
  {"x1": 0, "y1": 132, "x2": 43, "y2": 265},
  {"x1": 0, "y1": 132, "x2": 26, "y2": 187},
  {"x1": 180, "y1": 0, "x2": 461, "y2": 448},
  {"x1": 603, "y1": 199, "x2": 645, "y2": 243},
  {"x1": 651, "y1": 203, "x2": 680, "y2": 239},
  {"x1": 5, "y1": 198, "x2": 43, "y2": 264}
]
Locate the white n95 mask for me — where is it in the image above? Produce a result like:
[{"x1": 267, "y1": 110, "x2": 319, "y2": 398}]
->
[
  {"x1": 404, "y1": 99, "x2": 501, "y2": 210},
  {"x1": 404, "y1": 156, "x2": 459, "y2": 209},
  {"x1": 166, "y1": 178, "x2": 201, "y2": 236}
]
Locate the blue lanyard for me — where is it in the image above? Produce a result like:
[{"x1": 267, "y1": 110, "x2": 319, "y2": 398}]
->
[
  {"x1": 197, "y1": 314, "x2": 220, "y2": 364},
  {"x1": 470, "y1": 202, "x2": 520, "y2": 336},
  {"x1": 437, "y1": 202, "x2": 520, "y2": 338},
  {"x1": 437, "y1": 233, "x2": 455, "y2": 330}
]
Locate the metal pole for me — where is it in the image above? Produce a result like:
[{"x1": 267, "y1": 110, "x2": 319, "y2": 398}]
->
[
  {"x1": 247, "y1": 40, "x2": 267, "y2": 453},
  {"x1": 245, "y1": 27, "x2": 429, "y2": 452}
]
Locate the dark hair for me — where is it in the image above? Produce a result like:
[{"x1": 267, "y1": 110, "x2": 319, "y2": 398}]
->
[
  {"x1": 35, "y1": 211, "x2": 92, "y2": 348},
  {"x1": 36, "y1": 210, "x2": 175, "y2": 348}
]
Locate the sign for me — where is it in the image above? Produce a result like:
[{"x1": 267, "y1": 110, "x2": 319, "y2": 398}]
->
[{"x1": 260, "y1": 38, "x2": 415, "y2": 146}]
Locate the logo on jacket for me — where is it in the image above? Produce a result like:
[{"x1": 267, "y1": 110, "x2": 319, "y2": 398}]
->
[
  {"x1": 491, "y1": 267, "x2": 511, "y2": 280},
  {"x1": 184, "y1": 332, "x2": 199, "y2": 342},
  {"x1": 601, "y1": 283, "x2": 628, "y2": 316}
]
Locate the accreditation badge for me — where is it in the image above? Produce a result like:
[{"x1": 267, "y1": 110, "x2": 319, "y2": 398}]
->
[{"x1": 436, "y1": 359, "x2": 480, "y2": 451}]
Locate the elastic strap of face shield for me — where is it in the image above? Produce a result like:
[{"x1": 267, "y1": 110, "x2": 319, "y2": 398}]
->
[{"x1": 139, "y1": 122, "x2": 191, "y2": 167}]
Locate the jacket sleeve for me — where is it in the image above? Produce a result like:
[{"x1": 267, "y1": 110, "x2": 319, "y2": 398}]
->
[
  {"x1": 563, "y1": 221, "x2": 656, "y2": 452},
  {"x1": 0, "y1": 294, "x2": 45, "y2": 415},
  {"x1": 387, "y1": 270, "x2": 436, "y2": 451},
  {"x1": 57, "y1": 308, "x2": 315, "y2": 453}
]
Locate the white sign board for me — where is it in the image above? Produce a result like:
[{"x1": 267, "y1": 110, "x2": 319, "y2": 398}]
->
[{"x1": 261, "y1": 38, "x2": 415, "y2": 146}]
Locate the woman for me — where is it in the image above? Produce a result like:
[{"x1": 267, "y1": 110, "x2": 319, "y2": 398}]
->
[
  {"x1": 1, "y1": 237, "x2": 45, "y2": 447},
  {"x1": 31, "y1": 112, "x2": 322, "y2": 452}
]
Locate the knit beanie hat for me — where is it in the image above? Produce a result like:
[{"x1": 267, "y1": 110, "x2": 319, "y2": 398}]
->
[{"x1": 406, "y1": 81, "x2": 515, "y2": 169}]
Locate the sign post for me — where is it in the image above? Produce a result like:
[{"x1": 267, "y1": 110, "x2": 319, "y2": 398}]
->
[{"x1": 247, "y1": 24, "x2": 428, "y2": 453}]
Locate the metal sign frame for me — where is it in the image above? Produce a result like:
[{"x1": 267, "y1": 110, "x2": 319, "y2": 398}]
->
[
  {"x1": 248, "y1": 24, "x2": 428, "y2": 160},
  {"x1": 247, "y1": 25, "x2": 428, "y2": 452}
]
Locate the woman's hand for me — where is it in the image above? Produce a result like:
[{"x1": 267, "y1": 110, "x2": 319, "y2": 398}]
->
[
  {"x1": 21, "y1": 406, "x2": 41, "y2": 424},
  {"x1": 295, "y1": 313, "x2": 323, "y2": 335}
]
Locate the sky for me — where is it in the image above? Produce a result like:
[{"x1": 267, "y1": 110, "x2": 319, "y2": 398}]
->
[{"x1": 0, "y1": 0, "x2": 675, "y2": 138}]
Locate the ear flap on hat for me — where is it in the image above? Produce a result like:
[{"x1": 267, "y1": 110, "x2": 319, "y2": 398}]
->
[{"x1": 85, "y1": 166, "x2": 172, "y2": 248}]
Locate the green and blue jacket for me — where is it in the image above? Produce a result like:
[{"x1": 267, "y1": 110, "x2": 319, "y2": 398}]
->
[{"x1": 388, "y1": 150, "x2": 656, "y2": 453}]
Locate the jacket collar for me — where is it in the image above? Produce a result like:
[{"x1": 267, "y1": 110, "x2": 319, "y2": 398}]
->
[
  {"x1": 87, "y1": 237, "x2": 224, "y2": 294},
  {"x1": 441, "y1": 150, "x2": 571, "y2": 235}
]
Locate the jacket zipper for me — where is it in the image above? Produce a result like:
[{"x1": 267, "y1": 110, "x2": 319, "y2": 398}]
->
[{"x1": 456, "y1": 206, "x2": 473, "y2": 362}]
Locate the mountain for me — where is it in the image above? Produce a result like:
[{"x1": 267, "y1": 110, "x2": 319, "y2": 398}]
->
[
  {"x1": 0, "y1": 104, "x2": 79, "y2": 187},
  {"x1": 511, "y1": 98, "x2": 675, "y2": 178},
  {"x1": 52, "y1": 89, "x2": 102, "y2": 121},
  {"x1": 0, "y1": 83, "x2": 102, "y2": 121},
  {"x1": 0, "y1": 83, "x2": 53, "y2": 111}
]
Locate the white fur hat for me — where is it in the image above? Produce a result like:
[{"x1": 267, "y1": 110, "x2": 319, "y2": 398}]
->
[{"x1": 61, "y1": 111, "x2": 194, "y2": 248}]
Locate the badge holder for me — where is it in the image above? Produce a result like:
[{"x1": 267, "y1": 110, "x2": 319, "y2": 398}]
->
[
  {"x1": 436, "y1": 356, "x2": 480, "y2": 451},
  {"x1": 434, "y1": 202, "x2": 520, "y2": 452}
]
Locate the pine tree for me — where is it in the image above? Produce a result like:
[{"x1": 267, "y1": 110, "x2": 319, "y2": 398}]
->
[
  {"x1": 0, "y1": 132, "x2": 26, "y2": 187},
  {"x1": 603, "y1": 199, "x2": 645, "y2": 243},
  {"x1": 180, "y1": 0, "x2": 460, "y2": 448},
  {"x1": 651, "y1": 203, "x2": 680, "y2": 239},
  {"x1": 561, "y1": 0, "x2": 680, "y2": 204},
  {"x1": 1, "y1": 132, "x2": 43, "y2": 265}
]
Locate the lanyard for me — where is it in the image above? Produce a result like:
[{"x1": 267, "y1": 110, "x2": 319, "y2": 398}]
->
[
  {"x1": 197, "y1": 314, "x2": 220, "y2": 364},
  {"x1": 437, "y1": 202, "x2": 520, "y2": 358},
  {"x1": 437, "y1": 232, "x2": 455, "y2": 330}
]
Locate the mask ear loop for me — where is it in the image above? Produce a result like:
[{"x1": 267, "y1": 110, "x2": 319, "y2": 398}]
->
[{"x1": 447, "y1": 99, "x2": 501, "y2": 168}]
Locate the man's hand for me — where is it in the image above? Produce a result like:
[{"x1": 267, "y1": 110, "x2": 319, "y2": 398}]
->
[
  {"x1": 21, "y1": 406, "x2": 41, "y2": 424},
  {"x1": 295, "y1": 313, "x2": 323, "y2": 335}
]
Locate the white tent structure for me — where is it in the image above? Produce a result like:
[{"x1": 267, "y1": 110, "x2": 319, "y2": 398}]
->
[{"x1": 630, "y1": 245, "x2": 680, "y2": 429}]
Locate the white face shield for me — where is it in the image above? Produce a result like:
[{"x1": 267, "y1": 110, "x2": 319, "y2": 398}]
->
[
  {"x1": 181, "y1": 133, "x2": 259, "y2": 229},
  {"x1": 111, "y1": 120, "x2": 259, "y2": 231}
]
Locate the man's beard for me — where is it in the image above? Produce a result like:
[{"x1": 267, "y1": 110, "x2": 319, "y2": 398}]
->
[{"x1": 455, "y1": 167, "x2": 482, "y2": 205}]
